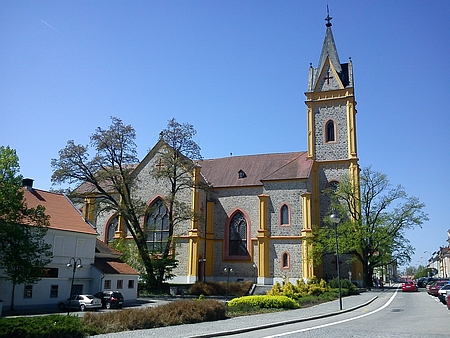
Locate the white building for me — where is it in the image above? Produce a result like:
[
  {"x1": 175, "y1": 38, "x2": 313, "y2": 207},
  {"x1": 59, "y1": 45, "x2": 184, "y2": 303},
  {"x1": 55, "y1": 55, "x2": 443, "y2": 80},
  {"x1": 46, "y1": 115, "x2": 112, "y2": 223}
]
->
[{"x1": 0, "y1": 180, "x2": 138, "y2": 311}]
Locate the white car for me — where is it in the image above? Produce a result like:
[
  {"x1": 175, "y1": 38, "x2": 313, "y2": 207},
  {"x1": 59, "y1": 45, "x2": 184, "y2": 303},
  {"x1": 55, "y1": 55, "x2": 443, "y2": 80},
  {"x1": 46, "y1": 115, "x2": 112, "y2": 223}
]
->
[
  {"x1": 437, "y1": 284, "x2": 450, "y2": 304},
  {"x1": 58, "y1": 294, "x2": 102, "y2": 311}
]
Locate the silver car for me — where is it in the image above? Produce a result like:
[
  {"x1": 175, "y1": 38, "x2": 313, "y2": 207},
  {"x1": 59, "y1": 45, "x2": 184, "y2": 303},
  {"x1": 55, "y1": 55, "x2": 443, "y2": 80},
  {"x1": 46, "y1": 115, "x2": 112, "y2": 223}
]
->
[{"x1": 58, "y1": 294, "x2": 102, "y2": 311}]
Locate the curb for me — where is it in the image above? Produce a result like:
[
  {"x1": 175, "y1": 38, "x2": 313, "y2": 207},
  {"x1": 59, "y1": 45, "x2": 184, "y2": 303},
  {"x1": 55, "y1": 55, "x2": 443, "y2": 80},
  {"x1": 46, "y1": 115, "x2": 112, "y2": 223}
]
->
[{"x1": 189, "y1": 296, "x2": 378, "y2": 338}]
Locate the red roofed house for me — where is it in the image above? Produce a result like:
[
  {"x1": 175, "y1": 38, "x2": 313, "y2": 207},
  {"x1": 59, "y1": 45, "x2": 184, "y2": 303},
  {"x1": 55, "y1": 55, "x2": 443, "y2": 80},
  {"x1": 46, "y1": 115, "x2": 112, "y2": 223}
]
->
[
  {"x1": 78, "y1": 18, "x2": 363, "y2": 287},
  {"x1": 0, "y1": 180, "x2": 138, "y2": 311}
]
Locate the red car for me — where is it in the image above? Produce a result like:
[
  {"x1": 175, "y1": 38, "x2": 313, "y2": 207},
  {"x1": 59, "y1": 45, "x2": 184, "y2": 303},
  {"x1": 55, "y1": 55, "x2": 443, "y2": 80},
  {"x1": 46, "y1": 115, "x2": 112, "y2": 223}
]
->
[
  {"x1": 401, "y1": 280, "x2": 418, "y2": 292},
  {"x1": 427, "y1": 280, "x2": 449, "y2": 296},
  {"x1": 446, "y1": 293, "x2": 450, "y2": 310}
]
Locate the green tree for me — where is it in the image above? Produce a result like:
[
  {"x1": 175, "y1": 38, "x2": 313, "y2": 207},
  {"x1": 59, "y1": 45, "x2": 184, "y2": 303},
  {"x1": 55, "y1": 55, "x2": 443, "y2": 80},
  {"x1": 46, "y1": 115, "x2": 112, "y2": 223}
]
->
[
  {"x1": 309, "y1": 167, "x2": 428, "y2": 287},
  {"x1": 51, "y1": 117, "x2": 204, "y2": 287},
  {"x1": 51, "y1": 117, "x2": 159, "y2": 285},
  {"x1": 151, "y1": 118, "x2": 203, "y2": 285},
  {"x1": 0, "y1": 146, "x2": 52, "y2": 310}
]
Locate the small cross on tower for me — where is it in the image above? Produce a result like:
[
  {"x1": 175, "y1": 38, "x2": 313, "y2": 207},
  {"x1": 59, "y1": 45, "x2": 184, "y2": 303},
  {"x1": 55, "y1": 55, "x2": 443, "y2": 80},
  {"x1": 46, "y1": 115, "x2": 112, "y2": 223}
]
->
[{"x1": 156, "y1": 158, "x2": 164, "y2": 171}]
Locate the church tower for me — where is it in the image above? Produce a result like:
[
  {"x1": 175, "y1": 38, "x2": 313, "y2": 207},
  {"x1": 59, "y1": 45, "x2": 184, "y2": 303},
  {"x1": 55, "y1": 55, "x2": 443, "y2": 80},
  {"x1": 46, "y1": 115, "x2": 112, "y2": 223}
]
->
[{"x1": 305, "y1": 12, "x2": 361, "y2": 282}]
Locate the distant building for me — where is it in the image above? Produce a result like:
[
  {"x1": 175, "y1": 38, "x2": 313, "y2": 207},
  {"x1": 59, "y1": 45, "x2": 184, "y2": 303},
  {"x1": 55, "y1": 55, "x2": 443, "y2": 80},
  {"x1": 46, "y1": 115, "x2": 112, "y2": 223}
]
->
[{"x1": 79, "y1": 16, "x2": 363, "y2": 286}]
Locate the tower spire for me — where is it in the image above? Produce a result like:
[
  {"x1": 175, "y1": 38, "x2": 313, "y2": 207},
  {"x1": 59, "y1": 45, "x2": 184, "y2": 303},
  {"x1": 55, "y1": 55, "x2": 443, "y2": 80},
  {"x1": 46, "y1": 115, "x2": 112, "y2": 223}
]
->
[{"x1": 325, "y1": 5, "x2": 332, "y2": 27}]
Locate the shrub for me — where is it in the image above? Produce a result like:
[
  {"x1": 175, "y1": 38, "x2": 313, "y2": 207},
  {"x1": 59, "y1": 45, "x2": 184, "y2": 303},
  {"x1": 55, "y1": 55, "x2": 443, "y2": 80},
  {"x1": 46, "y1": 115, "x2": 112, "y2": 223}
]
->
[
  {"x1": 82, "y1": 299, "x2": 227, "y2": 334},
  {"x1": 267, "y1": 277, "x2": 330, "y2": 300},
  {"x1": 0, "y1": 314, "x2": 89, "y2": 338},
  {"x1": 228, "y1": 295, "x2": 299, "y2": 309},
  {"x1": 189, "y1": 281, "x2": 252, "y2": 296},
  {"x1": 329, "y1": 278, "x2": 360, "y2": 295}
]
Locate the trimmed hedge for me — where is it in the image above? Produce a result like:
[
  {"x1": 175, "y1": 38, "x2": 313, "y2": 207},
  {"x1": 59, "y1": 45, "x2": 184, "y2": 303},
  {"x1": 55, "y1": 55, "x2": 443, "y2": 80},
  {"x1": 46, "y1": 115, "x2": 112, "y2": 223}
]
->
[
  {"x1": 0, "y1": 314, "x2": 89, "y2": 338},
  {"x1": 82, "y1": 299, "x2": 227, "y2": 334},
  {"x1": 227, "y1": 295, "x2": 299, "y2": 309}
]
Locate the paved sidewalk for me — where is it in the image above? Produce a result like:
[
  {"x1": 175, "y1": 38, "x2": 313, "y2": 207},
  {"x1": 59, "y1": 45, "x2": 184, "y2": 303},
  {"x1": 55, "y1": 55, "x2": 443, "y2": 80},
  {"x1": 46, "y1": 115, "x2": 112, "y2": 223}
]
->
[{"x1": 92, "y1": 287, "x2": 396, "y2": 338}]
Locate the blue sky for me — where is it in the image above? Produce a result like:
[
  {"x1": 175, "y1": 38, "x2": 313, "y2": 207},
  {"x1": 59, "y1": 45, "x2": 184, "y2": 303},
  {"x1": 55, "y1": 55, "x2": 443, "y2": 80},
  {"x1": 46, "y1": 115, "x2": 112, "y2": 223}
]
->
[{"x1": 1, "y1": 1, "x2": 449, "y2": 270}]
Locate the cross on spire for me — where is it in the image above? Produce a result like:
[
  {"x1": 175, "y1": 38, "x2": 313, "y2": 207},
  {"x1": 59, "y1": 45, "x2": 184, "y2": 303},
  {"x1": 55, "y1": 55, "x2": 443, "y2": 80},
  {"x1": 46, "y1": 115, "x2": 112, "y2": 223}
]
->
[
  {"x1": 325, "y1": 70, "x2": 333, "y2": 84},
  {"x1": 325, "y1": 5, "x2": 332, "y2": 27}
]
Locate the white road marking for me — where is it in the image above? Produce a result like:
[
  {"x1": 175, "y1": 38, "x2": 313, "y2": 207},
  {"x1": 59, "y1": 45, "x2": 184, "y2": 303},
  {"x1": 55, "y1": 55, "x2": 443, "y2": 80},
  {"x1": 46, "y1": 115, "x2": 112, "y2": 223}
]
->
[{"x1": 263, "y1": 289, "x2": 399, "y2": 337}]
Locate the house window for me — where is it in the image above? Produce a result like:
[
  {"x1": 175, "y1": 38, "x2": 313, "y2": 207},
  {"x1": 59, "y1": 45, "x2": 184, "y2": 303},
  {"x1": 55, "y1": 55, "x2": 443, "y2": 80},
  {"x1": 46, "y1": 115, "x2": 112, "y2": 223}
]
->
[
  {"x1": 325, "y1": 120, "x2": 336, "y2": 142},
  {"x1": 229, "y1": 211, "x2": 248, "y2": 256},
  {"x1": 24, "y1": 285, "x2": 33, "y2": 298},
  {"x1": 282, "y1": 252, "x2": 290, "y2": 269},
  {"x1": 117, "y1": 280, "x2": 123, "y2": 289},
  {"x1": 146, "y1": 199, "x2": 170, "y2": 253},
  {"x1": 104, "y1": 280, "x2": 111, "y2": 289},
  {"x1": 280, "y1": 204, "x2": 290, "y2": 225},
  {"x1": 50, "y1": 285, "x2": 58, "y2": 298},
  {"x1": 128, "y1": 280, "x2": 135, "y2": 289}
]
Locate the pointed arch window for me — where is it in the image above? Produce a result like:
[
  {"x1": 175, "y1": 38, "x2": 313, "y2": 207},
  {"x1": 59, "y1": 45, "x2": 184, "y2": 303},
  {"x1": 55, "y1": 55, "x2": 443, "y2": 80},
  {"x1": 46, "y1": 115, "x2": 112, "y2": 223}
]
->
[
  {"x1": 107, "y1": 216, "x2": 118, "y2": 244},
  {"x1": 280, "y1": 204, "x2": 290, "y2": 226},
  {"x1": 146, "y1": 199, "x2": 170, "y2": 253},
  {"x1": 106, "y1": 215, "x2": 129, "y2": 243},
  {"x1": 282, "y1": 252, "x2": 290, "y2": 269},
  {"x1": 228, "y1": 211, "x2": 249, "y2": 257},
  {"x1": 325, "y1": 120, "x2": 336, "y2": 143}
]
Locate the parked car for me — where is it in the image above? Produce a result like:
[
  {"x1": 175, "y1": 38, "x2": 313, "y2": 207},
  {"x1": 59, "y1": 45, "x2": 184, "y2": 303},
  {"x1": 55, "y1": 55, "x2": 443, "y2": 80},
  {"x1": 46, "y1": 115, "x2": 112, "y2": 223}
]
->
[
  {"x1": 427, "y1": 280, "x2": 449, "y2": 296},
  {"x1": 94, "y1": 291, "x2": 124, "y2": 309},
  {"x1": 58, "y1": 294, "x2": 102, "y2": 311},
  {"x1": 416, "y1": 277, "x2": 429, "y2": 288},
  {"x1": 401, "y1": 280, "x2": 418, "y2": 292},
  {"x1": 437, "y1": 283, "x2": 450, "y2": 303},
  {"x1": 446, "y1": 293, "x2": 450, "y2": 310}
]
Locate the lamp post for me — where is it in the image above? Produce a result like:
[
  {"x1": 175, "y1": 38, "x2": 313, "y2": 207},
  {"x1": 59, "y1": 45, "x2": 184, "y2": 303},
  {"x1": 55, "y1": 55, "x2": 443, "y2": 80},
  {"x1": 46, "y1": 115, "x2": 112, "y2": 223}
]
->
[
  {"x1": 330, "y1": 211, "x2": 342, "y2": 311},
  {"x1": 66, "y1": 257, "x2": 83, "y2": 315},
  {"x1": 224, "y1": 266, "x2": 233, "y2": 301}
]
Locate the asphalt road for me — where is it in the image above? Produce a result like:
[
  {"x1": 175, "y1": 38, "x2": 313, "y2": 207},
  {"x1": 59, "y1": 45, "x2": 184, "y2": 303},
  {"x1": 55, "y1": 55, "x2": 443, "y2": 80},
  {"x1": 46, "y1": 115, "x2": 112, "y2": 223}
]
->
[
  {"x1": 91, "y1": 287, "x2": 450, "y2": 338},
  {"x1": 228, "y1": 288, "x2": 450, "y2": 338}
]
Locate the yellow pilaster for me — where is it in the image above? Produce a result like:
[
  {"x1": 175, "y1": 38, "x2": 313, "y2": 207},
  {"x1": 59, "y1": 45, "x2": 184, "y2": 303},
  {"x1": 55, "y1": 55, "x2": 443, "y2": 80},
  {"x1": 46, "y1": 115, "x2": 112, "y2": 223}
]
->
[
  {"x1": 205, "y1": 201, "x2": 215, "y2": 277},
  {"x1": 301, "y1": 193, "x2": 314, "y2": 279},
  {"x1": 306, "y1": 106, "x2": 314, "y2": 159},
  {"x1": 114, "y1": 196, "x2": 126, "y2": 239},
  {"x1": 83, "y1": 197, "x2": 96, "y2": 223},
  {"x1": 191, "y1": 165, "x2": 201, "y2": 230},
  {"x1": 257, "y1": 194, "x2": 270, "y2": 280},
  {"x1": 188, "y1": 229, "x2": 199, "y2": 278},
  {"x1": 347, "y1": 100, "x2": 358, "y2": 158},
  {"x1": 114, "y1": 214, "x2": 127, "y2": 239},
  {"x1": 188, "y1": 165, "x2": 201, "y2": 278}
]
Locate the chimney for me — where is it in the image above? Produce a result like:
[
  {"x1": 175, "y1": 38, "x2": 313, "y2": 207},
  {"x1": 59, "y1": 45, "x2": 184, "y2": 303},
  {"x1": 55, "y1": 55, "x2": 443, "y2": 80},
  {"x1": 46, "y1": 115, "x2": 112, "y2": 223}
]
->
[{"x1": 22, "y1": 178, "x2": 34, "y2": 189}]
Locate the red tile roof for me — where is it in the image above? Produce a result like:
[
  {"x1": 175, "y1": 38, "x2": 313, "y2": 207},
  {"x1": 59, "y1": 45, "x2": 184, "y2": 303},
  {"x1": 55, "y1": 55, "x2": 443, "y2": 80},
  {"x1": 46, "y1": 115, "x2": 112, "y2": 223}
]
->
[
  {"x1": 95, "y1": 239, "x2": 122, "y2": 256},
  {"x1": 22, "y1": 187, "x2": 97, "y2": 235},
  {"x1": 94, "y1": 257, "x2": 139, "y2": 275},
  {"x1": 199, "y1": 152, "x2": 312, "y2": 188}
]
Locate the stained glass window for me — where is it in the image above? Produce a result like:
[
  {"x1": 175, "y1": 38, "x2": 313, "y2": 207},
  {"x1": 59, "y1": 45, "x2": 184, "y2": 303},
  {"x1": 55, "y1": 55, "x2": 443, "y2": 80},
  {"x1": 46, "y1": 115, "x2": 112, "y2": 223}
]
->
[
  {"x1": 229, "y1": 212, "x2": 247, "y2": 256},
  {"x1": 146, "y1": 199, "x2": 170, "y2": 253}
]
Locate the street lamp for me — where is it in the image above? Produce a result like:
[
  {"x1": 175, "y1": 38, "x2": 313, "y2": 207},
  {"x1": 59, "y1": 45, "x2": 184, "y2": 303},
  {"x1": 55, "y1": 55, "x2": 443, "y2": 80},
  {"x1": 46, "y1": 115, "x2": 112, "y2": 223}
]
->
[
  {"x1": 330, "y1": 211, "x2": 342, "y2": 311},
  {"x1": 224, "y1": 266, "x2": 233, "y2": 301},
  {"x1": 66, "y1": 257, "x2": 83, "y2": 315}
]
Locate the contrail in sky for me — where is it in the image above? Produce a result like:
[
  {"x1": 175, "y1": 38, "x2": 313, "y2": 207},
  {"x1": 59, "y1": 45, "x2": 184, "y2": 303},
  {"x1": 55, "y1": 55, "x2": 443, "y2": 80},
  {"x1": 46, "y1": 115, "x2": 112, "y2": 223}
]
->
[{"x1": 40, "y1": 20, "x2": 62, "y2": 34}]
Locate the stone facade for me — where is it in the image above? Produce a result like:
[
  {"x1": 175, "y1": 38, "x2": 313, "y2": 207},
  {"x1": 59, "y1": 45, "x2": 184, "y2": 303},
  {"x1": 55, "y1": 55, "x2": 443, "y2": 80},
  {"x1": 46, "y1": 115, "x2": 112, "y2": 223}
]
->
[{"x1": 80, "y1": 19, "x2": 362, "y2": 287}]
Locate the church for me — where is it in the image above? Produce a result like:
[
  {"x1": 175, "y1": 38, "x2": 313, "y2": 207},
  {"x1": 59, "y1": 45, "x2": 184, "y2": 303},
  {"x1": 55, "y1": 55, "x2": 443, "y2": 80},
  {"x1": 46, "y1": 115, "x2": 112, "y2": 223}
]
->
[{"x1": 81, "y1": 15, "x2": 362, "y2": 287}]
